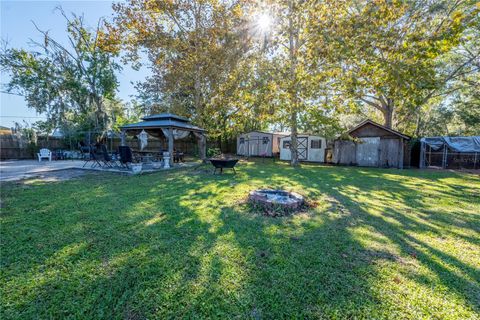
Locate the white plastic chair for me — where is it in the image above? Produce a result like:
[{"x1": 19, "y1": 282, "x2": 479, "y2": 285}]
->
[{"x1": 37, "y1": 148, "x2": 52, "y2": 162}]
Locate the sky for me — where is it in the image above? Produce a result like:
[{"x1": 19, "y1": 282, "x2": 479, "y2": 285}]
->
[{"x1": 0, "y1": 0, "x2": 149, "y2": 128}]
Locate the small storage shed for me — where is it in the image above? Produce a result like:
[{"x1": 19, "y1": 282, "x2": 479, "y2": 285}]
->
[
  {"x1": 333, "y1": 119, "x2": 410, "y2": 168},
  {"x1": 237, "y1": 131, "x2": 288, "y2": 157},
  {"x1": 279, "y1": 135, "x2": 327, "y2": 162}
]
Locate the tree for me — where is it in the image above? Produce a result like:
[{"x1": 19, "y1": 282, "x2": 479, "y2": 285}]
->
[
  {"x1": 0, "y1": 8, "x2": 121, "y2": 133},
  {"x1": 107, "y1": 0, "x2": 261, "y2": 138},
  {"x1": 437, "y1": 15, "x2": 480, "y2": 135},
  {"x1": 257, "y1": 0, "x2": 328, "y2": 166},
  {"x1": 279, "y1": 0, "x2": 311, "y2": 166},
  {"x1": 312, "y1": 0, "x2": 478, "y2": 131}
]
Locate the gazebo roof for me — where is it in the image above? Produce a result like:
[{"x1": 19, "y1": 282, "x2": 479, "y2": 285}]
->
[{"x1": 120, "y1": 113, "x2": 206, "y2": 132}]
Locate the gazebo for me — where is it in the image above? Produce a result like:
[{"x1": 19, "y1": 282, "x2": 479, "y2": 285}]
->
[{"x1": 120, "y1": 113, "x2": 207, "y2": 165}]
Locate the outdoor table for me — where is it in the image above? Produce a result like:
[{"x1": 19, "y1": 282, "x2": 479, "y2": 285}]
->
[{"x1": 134, "y1": 150, "x2": 162, "y2": 163}]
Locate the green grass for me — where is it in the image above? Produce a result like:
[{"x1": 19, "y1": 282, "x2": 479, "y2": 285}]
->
[{"x1": 1, "y1": 160, "x2": 479, "y2": 319}]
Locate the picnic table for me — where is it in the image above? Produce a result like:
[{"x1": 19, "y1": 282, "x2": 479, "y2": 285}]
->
[{"x1": 133, "y1": 150, "x2": 162, "y2": 163}]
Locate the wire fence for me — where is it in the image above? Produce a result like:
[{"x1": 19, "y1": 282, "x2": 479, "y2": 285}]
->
[
  {"x1": 0, "y1": 133, "x2": 237, "y2": 160},
  {"x1": 423, "y1": 148, "x2": 479, "y2": 169}
]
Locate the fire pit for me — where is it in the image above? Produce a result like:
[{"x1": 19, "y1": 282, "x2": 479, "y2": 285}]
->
[
  {"x1": 209, "y1": 158, "x2": 239, "y2": 174},
  {"x1": 248, "y1": 189, "x2": 305, "y2": 216}
]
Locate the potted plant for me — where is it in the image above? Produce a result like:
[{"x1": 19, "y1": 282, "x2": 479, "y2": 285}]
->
[{"x1": 131, "y1": 160, "x2": 143, "y2": 174}]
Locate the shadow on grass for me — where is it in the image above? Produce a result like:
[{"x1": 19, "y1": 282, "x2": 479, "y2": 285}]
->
[
  {"x1": 264, "y1": 163, "x2": 480, "y2": 314},
  {"x1": 1, "y1": 160, "x2": 479, "y2": 318}
]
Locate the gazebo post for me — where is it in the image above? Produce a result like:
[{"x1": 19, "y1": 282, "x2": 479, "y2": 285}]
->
[{"x1": 168, "y1": 127, "x2": 174, "y2": 166}]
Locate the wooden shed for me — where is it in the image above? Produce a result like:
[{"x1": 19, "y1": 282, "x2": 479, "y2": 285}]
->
[
  {"x1": 237, "y1": 131, "x2": 288, "y2": 157},
  {"x1": 333, "y1": 119, "x2": 410, "y2": 168}
]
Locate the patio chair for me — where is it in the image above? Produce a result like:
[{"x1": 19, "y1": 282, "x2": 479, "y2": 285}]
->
[
  {"x1": 118, "y1": 146, "x2": 133, "y2": 169},
  {"x1": 81, "y1": 145, "x2": 95, "y2": 167},
  {"x1": 100, "y1": 144, "x2": 115, "y2": 168},
  {"x1": 90, "y1": 146, "x2": 105, "y2": 168},
  {"x1": 37, "y1": 148, "x2": 52, "y2": 162},
  {"x1": 52, "y1": 150, "x2": 66, "y2": 160}
]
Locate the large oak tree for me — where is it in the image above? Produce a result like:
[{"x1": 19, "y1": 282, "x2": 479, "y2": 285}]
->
[{"x1": 310, "y1": 0, "x2": 478, "y2": 131}]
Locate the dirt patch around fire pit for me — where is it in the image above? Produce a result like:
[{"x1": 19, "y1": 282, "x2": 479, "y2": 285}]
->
[{"x1": 247, "y1": 189, "x2": 313, "y2": 217}]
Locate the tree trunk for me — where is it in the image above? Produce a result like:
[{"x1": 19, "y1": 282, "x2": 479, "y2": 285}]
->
[
  {"x1": 194, "y1": 68, "x2": 201, "y2": 117},
  {"x1": 290, "y1": 110, "x2": 299, "y2": 166},
  {"x1": 288, "y1": 0, "x2": 300, "y2": 167},
  {"x1": 382, "y1": 101, "x2": 394, "y2": 129},
  {"x1": 93, "y1": 95, "x2": 106, "y2": 133},
  {"x1": 196, "y1": 133, "x2": 207, "y2": 163},
  {"x1": 414, "y1": 113, "x2": 422, "y2": 137},
  {"x1": 193, "y1": 4, "x2": 202, "y2": 123}
]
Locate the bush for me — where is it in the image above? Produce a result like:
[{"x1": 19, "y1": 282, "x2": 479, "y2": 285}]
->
[{"x1": 207, "y1": 147, "x2": 221, "y2": 158}]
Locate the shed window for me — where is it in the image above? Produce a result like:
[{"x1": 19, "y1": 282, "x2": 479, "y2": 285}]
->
[
  {"x1": 311, "y1": 139, "x2": 322, "y2": 149},
  {"x1": 283, "y1": 141, "x2": 290, "y2": 149},
  {"x1": 262, "y1": 137, "x2": 270, "y2": 144},
  {"x1": 239, "y1": 138, "x2": 245, "y2": 144}
]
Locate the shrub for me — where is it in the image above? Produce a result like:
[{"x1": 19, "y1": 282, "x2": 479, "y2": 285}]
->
[{"x1": 207, "y1": 147, "x2": 221, "y2": 158}]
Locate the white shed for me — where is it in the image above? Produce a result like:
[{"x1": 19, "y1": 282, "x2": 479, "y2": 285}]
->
[
  {"x1": 237, "y1": 131, "x2": 288, "y2": 157},
  {"x1": 279, "y1": 135, "x2": 327, "y2": 163}
]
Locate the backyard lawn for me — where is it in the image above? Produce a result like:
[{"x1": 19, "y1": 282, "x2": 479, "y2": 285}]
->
[{"x1": 1, "y1": 160, "x2": 479, "y2": 319}]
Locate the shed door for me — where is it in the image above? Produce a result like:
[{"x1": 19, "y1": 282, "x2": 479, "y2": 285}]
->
[
  {"x1": 298, "y1": 137, "x2": 308, "y2": 160},
  {"x1": 249, "y1": 138, "x2": 260, "y2": 156},
  {"x1": 380, "y1": 139, "x2": 400, "y2": 168},
  {"x1": 356, "y1": 137, "x2": 380, "y2": 167}
]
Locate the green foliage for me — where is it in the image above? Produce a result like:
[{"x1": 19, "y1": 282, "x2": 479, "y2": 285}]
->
[
  {"x1": 1, "y1": 161, "x2": 479, "y2": 318},
  {"x1": 108, "y1": 0, "x2": 266, "y2": 141},
  {"x1": 206, "y1": 147, "x2": 222, "y2": 158},
  {"x1": 3, "y1": 1, "x2": 478, "y2": 144},
  {"x1": 0, "y1": 8, "x2": 121, "y2": 133},
  {"x1": 414, "y1": 16, "x2": 480, "y2": 137},
  {"x1": 107, "y1": 0, "x2": 478, "y2": 143},
  {"x1": 309, "y1": 0, "x2": 479, "y2": 133}
]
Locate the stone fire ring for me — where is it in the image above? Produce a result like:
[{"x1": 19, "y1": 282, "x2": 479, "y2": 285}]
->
[{"x1": 248, "y1": 189, "x2": 305, "y2": 215}]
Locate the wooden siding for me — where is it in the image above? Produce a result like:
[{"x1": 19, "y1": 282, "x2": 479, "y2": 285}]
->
[
  {"x1": 356, "y1": 137, "x2": 380, "y2": 167},
  {"x1": 350, "y1": 123, "x2": 401, "y2": 139},
  {"x1": 333, "y1": 137, "x2": 407, "y2": 168},
  {"x1": 333, "y1": 140, "x2": 356, "y2": 165},
  {"x1": 343, "y1": 121, "x2": 409, "y2": 168},
  {"x1": 379, "y1": 138, "x2": 401, "y2": 168}
]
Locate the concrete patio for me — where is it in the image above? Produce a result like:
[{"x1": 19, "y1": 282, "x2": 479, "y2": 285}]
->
[{"x1": 0, "y1": 160, "x2": 199, "y2": 182}]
